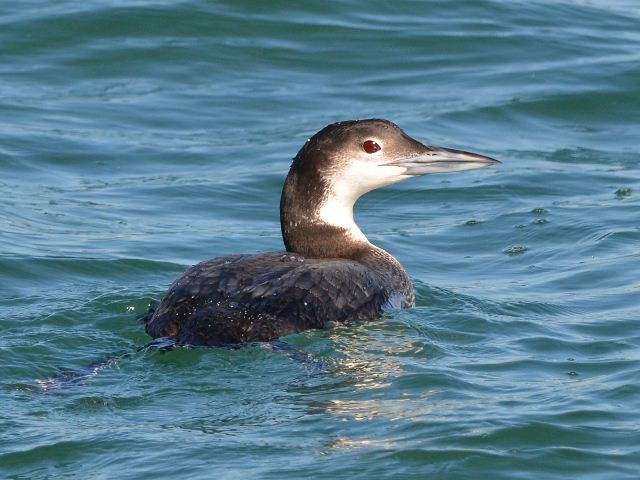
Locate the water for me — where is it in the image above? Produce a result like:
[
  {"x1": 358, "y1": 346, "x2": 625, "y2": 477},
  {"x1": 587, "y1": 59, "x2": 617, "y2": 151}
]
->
[{"x1": 1, "y1": 0, "x2": 639, "y2": 478}]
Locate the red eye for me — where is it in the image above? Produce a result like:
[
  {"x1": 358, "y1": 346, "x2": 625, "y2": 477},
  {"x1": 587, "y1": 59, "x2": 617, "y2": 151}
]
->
[{"x1": 363, "y1": 140, "x2": 381, "y2": 154}]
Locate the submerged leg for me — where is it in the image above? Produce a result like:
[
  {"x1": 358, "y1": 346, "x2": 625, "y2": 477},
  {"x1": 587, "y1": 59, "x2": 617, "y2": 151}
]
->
[
  {"x1": 34, "y1": 338, "x2": 177, "y2": 393},
  {"x1": 266, "y1": 340, "x2": 326, "y2": 376},
  {"x1": 33, "y1": 337, "x2": 324, "y2": 393}
]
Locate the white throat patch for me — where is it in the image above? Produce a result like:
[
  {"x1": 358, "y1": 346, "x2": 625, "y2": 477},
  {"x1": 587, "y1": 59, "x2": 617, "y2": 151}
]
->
[{"x1": 317, "y1": 160, "x2": 407, "y2": 241}]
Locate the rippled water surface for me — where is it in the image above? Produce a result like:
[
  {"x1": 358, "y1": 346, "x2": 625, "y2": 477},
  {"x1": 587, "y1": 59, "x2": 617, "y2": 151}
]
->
[{"x1": 1, "y1": 1, "x2": 639, "y2": 478}]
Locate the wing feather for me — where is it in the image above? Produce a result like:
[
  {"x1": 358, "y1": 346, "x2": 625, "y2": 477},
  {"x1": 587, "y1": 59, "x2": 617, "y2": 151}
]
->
[{"x1": 145, "y1": 252, "x2": 391, "y2": 343}]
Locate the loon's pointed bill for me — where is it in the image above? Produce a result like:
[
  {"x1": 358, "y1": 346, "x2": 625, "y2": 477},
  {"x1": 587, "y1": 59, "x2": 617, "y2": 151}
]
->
[{"x1": 388, "y1": 145, "x2": 500, "y2": 176}]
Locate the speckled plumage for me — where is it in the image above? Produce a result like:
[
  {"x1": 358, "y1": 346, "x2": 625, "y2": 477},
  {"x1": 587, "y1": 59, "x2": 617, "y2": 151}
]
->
[{"x1": 144, "y1": 250, "x2": 414, "y2": 345}]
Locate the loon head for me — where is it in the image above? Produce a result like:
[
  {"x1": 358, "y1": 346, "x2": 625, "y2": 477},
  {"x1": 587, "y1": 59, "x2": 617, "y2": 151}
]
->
[{"x1": 281, "y1": 118, "x2": 499, "y2": 258}]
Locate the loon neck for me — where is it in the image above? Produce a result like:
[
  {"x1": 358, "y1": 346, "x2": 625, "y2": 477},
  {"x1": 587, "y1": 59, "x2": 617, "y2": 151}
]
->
[{"x1": 280, "y1": 168, "x2": 372, "y2": 259}]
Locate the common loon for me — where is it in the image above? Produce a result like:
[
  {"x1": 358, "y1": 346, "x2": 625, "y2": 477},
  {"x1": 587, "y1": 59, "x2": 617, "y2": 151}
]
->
[{"x1": 143, "y1": 119, "x2": 499, "y2": 346}]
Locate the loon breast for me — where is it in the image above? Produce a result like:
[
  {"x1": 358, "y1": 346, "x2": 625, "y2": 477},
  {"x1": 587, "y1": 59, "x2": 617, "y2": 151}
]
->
[{"x1": 141, "y1": 119, "x2": 498, "y2": 346}]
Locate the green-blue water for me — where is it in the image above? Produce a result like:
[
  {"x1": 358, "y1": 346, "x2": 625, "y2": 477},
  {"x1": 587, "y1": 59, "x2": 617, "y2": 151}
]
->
[{"x1": 1, "y1": 1, "x2": 639, "y2": 478}]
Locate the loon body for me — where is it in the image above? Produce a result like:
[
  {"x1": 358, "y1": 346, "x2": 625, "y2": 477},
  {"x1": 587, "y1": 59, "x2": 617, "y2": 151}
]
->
[{"x1": 144, "y1": 119, "x2": 498, "y2": 346}]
